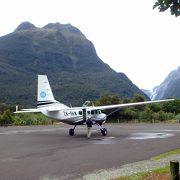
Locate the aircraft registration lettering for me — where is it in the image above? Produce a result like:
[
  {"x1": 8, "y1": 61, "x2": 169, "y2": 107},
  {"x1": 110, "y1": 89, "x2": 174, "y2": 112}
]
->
[{"x1": 63, "y1": 111, "x2": 77, "y2": 116}]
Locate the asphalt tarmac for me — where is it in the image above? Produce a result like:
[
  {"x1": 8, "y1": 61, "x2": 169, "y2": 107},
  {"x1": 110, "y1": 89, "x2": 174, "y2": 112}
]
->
[{"x1": 0, "y1": 123, "x2": 180, "y2": 180}]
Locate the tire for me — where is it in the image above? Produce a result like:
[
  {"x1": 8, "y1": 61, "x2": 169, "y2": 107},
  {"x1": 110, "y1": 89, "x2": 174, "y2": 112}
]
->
[
  {"x1": 101, "y1": 128, "x2": 107, "y2": 136},
  {"x1": 69, "y1": 128, "x2": 74, "y2": 136}
]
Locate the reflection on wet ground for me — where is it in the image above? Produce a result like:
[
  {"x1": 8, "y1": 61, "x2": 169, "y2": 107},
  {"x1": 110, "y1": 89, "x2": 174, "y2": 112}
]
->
[
  {"x1": 92, "y1": 137, "x2": 116, "y2": 144},
  {"x1": 128, "y1": 132, "x2": 174, "y2": 140},
  {"x1": 91, "y1": 132, "x2": 175, "y2": 144}
]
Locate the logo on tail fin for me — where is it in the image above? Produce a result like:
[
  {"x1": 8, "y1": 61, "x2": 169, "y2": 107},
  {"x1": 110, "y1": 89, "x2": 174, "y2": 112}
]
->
[{"x1": 40, "y1": 91, "x2": 46, "y2": 98}]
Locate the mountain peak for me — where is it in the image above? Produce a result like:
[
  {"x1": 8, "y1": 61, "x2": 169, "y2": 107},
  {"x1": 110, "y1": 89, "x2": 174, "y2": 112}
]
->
[
  {"x1": 43, "y1": 22, "x2": 66, "y2": 29},
  {"x1": 43, "y1": 22, "x2": 83, "y2": 35},
  {"x1": 0, "y1": 22, "x2": 147, "y2": 106},
  {"x1": 14, "y1": 22, "x2": 36, "y2": 31}
]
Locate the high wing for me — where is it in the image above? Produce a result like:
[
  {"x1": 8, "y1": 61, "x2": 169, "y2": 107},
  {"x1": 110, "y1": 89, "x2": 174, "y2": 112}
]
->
[
  {"x1": 15, "y1": 99, "x2": 174, "y2": 113},
  {"x1": 87, "y1": 99, "x2": 175, "y2": 111}
]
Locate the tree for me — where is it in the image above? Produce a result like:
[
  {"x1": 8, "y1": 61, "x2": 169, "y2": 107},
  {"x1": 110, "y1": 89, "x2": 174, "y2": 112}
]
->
[
  {"x1": 132, "y1": 94, "x2": 146, "y2": 111},
  {"x1": 94, "y1": 94, "x2": 120, "y2": 106},
  {"x1": 0, "y1": 109, "x2": 13, "y2": 126},
  {"x1": 162, "y1": 100, "x2": 180, "y2": 114},
  {"x1": 139, "y1": 107, "x2": 153, "y2": 122},
  {"x1": 131, "y1": 94, "x2": 145, "y2": 103},
  {"x1": 153, "y1": 0, "x2": 180, "y2": 17}
]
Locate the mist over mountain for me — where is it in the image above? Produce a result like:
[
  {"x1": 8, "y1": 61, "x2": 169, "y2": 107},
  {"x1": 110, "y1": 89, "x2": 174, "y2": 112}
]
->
[
  {"x1": 0, "y1": 22, "x2": 148, "y2": 106},
  {"x1": 142, "y1": 67, "x2": 180, "y2": 100},
  {"x1": 141, "y1": 89, "x2": 152, "y2": 99}
]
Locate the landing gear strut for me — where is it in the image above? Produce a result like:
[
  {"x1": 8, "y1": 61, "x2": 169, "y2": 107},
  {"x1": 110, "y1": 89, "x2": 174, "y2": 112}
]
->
[{"x1": 69, "y1": 125, "x2": 76, "y2": 136}]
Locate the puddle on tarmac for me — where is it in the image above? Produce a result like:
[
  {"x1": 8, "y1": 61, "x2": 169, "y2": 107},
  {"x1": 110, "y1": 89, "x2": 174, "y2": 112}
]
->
[
  {"x1": 128, "y1": 132, "x2": 174, "y2": 140},
  {"x1": 92, "y1": 137, "x2": 116, "y2": 144}
]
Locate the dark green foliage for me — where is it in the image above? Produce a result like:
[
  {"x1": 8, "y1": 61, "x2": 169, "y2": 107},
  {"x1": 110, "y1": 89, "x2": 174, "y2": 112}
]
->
[
  {"x1": 149, "y1": 103, "x2": 162, "y2": 112},
  {"x1": 0, "y1": 103, "x2": 52, "y2": 126},
  {"x1": 162, "y1": 100, "x2": 180, "y2": 114},
  {"x1": 131, "y1": 94, "x2": 145, "y2": 102},
  {"x1": 13, "y1": 113, "x2": 52, "y2": 126},
  {"x1": 175, "y1": 114, "x2": 180, "y2": 121},
  {"x1": 139, "y1": 107, "x2": 153, "y2": 121},
  {"x1": 0, "y1": 103, "x2": 15, "y2": 126},
  {"x1": 94, "y1": 94, "x2": 120, "y2": 106},
  {"x1": 0, "y1": 22, "x2": 147, "y2": 107},
  {"x1": 94, "y1": 94, "x2": 180, "y2": 122},
  {"x1": 153, "y1": 0, "x2": 180, "y2": 17},
  {"x1": 0, "y1": 109, "x2": 13, "y2": 126}
]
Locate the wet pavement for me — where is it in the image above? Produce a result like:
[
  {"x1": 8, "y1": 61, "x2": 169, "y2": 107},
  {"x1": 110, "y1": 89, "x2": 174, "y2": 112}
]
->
[{"x1": 0, "y1": 123, "x2": 180, "y2": 179}]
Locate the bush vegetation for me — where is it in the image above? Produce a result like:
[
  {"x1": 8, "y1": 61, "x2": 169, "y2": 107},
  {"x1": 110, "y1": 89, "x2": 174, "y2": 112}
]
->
[
  {"x1": 0, "y1": 103, "x2": 52, "y2": 126},
  {"x1": 94, "y1": 94, "x2": 180, "y2": 123},
  {"x1": 0, "y1": 94, "x2": 180, "y2": 126}
]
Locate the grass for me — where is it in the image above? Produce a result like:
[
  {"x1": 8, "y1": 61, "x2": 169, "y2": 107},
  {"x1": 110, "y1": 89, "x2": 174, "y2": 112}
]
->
[
  {"x1": 152, "y1": 149, "x2": 180, "y2": 160},
  {"x1": 116, "y1": 166, "x2": 170, "y2": 180},
  {"x1": 116, "y1": 150, "x2": 180, "y2": 180}
]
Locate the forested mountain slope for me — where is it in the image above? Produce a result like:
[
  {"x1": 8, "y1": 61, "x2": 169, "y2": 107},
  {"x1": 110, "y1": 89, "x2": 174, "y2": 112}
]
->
[{"x1": 0, "y1": 22, "x2": 148, "y2": 106}]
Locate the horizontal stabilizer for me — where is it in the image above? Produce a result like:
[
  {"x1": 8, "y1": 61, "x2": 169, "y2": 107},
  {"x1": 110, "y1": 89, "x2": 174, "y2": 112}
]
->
[
  {"x1": 47, "y1": 109, "x2": 61, "y2": 112},
  {"x1": 14, "y1": 109, "x2": 41, "y2": 113}
]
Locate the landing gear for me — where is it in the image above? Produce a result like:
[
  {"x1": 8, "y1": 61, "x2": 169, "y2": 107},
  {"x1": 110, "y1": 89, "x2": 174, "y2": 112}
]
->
[
  {"x1": 69, "y1": 128, "x2": 74, "y2": 136},
  {"x1": 101, "y1": 128, "x2": 107, "y2": 136},
  {"x1": 97, "y1": 122, "x2": 107, "y2": 136},
  {"x1": 69, "y1": 125, "x2": 76, "y2": 136}
]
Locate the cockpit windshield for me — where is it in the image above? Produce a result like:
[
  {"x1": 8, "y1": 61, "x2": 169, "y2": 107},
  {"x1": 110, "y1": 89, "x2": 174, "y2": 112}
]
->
[{"x1": 91, "y1": 110, "x2": 101, "y2": 115}]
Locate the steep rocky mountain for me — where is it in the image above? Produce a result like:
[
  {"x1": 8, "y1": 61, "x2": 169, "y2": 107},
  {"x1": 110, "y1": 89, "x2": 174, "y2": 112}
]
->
[
  {"x1": 151, "y1": 67, "x2": 180, "y2": 100},
  {"x1": 0, "y1": 22, "x2": 148, "y2": 106}
]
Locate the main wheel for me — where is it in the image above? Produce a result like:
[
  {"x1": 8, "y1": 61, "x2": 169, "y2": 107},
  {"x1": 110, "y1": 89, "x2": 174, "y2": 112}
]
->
[
  {"x1": 69, "y1": 128, "x2": 74, "y2": 136},
  {"x1": 101, "y1": 128, "x2": 107, "y2": 136}
]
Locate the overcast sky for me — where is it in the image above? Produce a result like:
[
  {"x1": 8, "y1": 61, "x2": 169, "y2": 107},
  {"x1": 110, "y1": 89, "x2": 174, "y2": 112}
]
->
[{"x1": 0, "y1": 0, "x2": 179, "y2": 90}]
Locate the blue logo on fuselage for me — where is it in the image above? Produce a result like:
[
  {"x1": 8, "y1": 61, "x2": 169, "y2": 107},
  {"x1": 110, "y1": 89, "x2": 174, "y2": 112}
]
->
[{"x1": 40, "y1": 91, "x2": 46, "y2": 98}]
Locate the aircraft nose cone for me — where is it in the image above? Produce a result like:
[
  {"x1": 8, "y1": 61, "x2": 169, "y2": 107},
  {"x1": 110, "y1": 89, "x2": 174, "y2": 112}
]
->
[{"x1": 102, "y1": 113, "x2": 107, "y2": 120}]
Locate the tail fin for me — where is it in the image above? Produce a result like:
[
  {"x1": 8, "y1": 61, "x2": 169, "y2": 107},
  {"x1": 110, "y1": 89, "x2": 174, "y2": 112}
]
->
[{"x1": 37, "y1": 75, "x2": 58, "y2": 106}]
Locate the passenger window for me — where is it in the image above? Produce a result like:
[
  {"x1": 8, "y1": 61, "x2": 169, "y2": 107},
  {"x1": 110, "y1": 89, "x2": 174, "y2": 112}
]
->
[
  {"x1": 79, "y1": 111, "x2": 82, "y2": 115},
  {"x1": 87, "y1": 111, "x2": 90, "y2": 115},
  {"x1": 91, "y1": 110, "x2": 94, "y2": 115}
]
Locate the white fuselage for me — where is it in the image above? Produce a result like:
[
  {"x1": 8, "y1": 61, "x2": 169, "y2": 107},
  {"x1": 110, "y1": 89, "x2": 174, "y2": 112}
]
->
[{"x1": 39, "y1": 105, "x2": 107, "y2": 125}]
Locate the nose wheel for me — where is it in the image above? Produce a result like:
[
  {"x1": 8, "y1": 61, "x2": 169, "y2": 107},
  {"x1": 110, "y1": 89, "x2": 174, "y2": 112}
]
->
[
  {"x1": 101, "y1": 128, "x2": 107, "y2": 136},
  {"x1": 97, "y1": 122, "x2": 107, "y2": 136}
]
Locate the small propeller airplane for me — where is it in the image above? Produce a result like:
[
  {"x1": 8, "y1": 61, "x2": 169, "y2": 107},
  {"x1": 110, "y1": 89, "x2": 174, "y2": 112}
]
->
[{"x1": 15, "y1": 75, "x2": 174, "y2": 136}]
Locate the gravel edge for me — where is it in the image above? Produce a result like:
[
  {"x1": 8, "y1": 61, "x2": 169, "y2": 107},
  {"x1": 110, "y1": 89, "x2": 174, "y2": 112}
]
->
[{"x1": 78, "y1": 154, "x2": 180, "y2": 180}]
